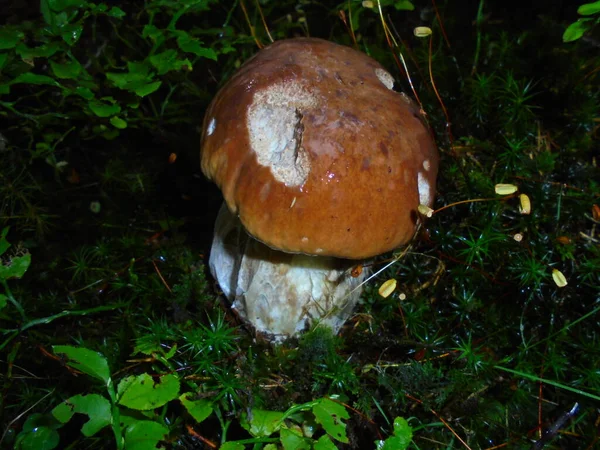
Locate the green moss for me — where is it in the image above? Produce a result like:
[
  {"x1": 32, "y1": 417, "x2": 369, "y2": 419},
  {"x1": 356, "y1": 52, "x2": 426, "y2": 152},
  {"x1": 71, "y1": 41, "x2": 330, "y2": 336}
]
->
[{"x1": 1, "y1": 1, "x2": 599, "y2": 448}]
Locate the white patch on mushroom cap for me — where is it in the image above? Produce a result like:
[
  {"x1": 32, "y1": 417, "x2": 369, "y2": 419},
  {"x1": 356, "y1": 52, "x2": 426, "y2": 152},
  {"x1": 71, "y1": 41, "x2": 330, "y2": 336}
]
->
[
  {"x1": 207, "y1": 117, "x2": 216, "y2": 136},
  {"x1": 247, "y1": 82, "x2": 316, "y2": 186},
  {"x1": 417, "y1": 172, "x2": 433, "y2": 207},
  {"x1": 423, "y1": 159, "x2": 431, "y2": 171},
  {"x1": 375, "y1": 68, "x2": 394, "y2": 90}
]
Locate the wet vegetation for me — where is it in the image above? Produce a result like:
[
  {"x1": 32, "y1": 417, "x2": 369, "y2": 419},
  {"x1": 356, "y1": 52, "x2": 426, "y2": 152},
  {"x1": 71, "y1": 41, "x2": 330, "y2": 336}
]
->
[{"x1": 1, "y1": 0, "x2": 599, "y2": 449}]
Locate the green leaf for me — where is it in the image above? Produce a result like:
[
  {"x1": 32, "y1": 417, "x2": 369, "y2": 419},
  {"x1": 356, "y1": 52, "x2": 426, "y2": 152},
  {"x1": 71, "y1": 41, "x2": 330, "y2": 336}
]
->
[
  {"x1": 378, "y1": 417, "x2": 412, "y2": 450},
  {"x1": 394, "y1": 0, "x2": 415, "y2": 11},
  {"x1": 89, "y1": 100, "x2": 121, "y2": 118},
  {"x1": 0, "y1": 294, "x2": 7, "y2": 310},
  {"x1": 11, "y1": 72, "x2": 56, "y2": 87},
  {"x1": 148, "y1": 50, "x2": 177, "y2": 75},
  {"x1": 90, "y1": 3, "x2": 107, "y2": 13},
  {"x1": 52, "y1": 394, "x2": 111, "y2": 436},
  {"x1": 11, "y1": 73, "x2": 60, "y2": 87},
  {"x1": 117, "y1": 373, "x2": 180, "y2": 410},
  {"x1": 14, "y1": 413, "x2": 61, "y2": 450},
  {"x1": 52, "y1": 345, "x2": 111, "y2": 384},
  {"x1": 15, "y1": 427, "x2": 59, "y2": 450},
  {"x1": 242, "y1": 409, "x2": 284, "y2": 437},
  {"x1": 0, "y1": 28, "x2": 25, "y2": 50},
  {"x1": 142, "y1": 24, "x2": 164, "y2": 43},
  {"x1": 50, "y1": 59, "x2": 82, "y2": 79},
  {"x1": 149, "y1": 50, "x2": 191, "y2": 75},
  {"x1": 0, "y1": 53, "x2": 7, "y2": 70},
  {"x1": 16, "y1": 42, "x2": 61, "y2": 59},
  {"x1": 280, "y1": 427, "x2": 311, "y2": 450},
  {"x1": 176, "y1": 32, "x2": 217, "y2": 60},
  {"x1": 312, "y1": 398, "x2": 349, "y2": 444},
  {"x1": 579, "y1": 1, "x2": 600, "y2": 15},
  {"x1": 179, "y1": 393, "x2": 213, "y2": 423},
  {"x1": 108, "y1": 6, "x2": 126, "y2": 18},
  {"x1": 48, "y1": 0, "x2": 87, "y2": 12},
  {"x1": 110, "y1": 116, "x2": 127, "y2": 129},
  {"x1": 0, "y1": 253, "x2": 31, "y2": 280},
  {"x1": 107, "y1": 61, "x2": 161, "y2": 96},
  {"x1": 133, "y1": 81, "x2": 161, "y2": 97},
  {"x1": 563, "y1": 19, "x2": 592, "y2": 42},
  {"x1": 314, "y1": 435, "x2": 337, "y2": 450},
  {"x1": 123, "y1": 420, "x2": 168, "y2": 450},
  {"x1": 73, "y1": 86, "x2": 94, "y2": 99},
  {"x1": 220, "y1": 443, "x2": 246, "y2": 450},
  {"x1": 61, "y1": 24, "x2": 83, "y2": 45},
  {"x1": 40, "y1": 0, "x2": 54, "y2": 27},
  {"x1": 108, "y1": 61, "x2": 151, "y2": 85}
]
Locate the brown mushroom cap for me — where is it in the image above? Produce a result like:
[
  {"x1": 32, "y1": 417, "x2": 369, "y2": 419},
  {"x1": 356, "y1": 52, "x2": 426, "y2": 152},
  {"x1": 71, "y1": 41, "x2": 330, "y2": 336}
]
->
[{"x1": 201, "y1": 38, "x2": 438, "y2": 260}]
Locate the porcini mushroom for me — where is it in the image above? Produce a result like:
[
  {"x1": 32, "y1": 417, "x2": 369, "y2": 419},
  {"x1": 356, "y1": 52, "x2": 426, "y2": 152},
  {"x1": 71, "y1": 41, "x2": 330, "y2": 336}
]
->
[{"x1": 201, "y1": 38, "x2": 438, "y2": 341}]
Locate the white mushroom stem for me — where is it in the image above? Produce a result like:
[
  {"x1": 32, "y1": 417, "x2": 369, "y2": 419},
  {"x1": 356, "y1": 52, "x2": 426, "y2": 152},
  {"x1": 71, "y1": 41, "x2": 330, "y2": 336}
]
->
[{"x1": 209, "y1": 204, "x2": 369, "y2": 342}]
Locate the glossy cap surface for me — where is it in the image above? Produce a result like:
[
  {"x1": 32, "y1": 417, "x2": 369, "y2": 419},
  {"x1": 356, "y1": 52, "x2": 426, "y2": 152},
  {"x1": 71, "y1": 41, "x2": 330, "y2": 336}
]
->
[{"x1": 201, "y1": 38, "x2": 438, "y2": 259}]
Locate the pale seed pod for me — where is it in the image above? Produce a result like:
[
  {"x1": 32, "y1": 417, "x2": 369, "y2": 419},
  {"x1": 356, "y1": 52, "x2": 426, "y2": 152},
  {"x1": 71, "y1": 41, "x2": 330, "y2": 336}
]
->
[
  {"x1": 519, "y1": 194, "x2": 531, "y2": 215},
  {"x1": 379, "y1": 279, "x2": 397, "y2": 298},
  {"x1": 552, "y1": 269, "x2": 568, "y2": 288},
  {"x1": 414, "y1": 27, "x2": 432, "y2": 38},
  {"x1": 495, "y1": 184, "x2": 518, "y2": 195},
  {"x1": 418, "y1": 204, "x2": 434, "y2": 217}
]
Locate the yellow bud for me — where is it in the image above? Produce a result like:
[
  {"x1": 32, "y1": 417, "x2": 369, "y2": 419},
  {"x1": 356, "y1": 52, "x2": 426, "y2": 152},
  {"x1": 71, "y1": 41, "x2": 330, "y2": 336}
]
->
[{"x1": 379, "y1": 279, "x2": 397, "y2": 298}]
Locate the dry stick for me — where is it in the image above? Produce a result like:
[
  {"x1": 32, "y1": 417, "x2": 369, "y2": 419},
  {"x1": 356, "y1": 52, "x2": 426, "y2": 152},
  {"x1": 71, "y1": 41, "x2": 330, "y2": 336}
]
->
[
  {"x1": 430, "y1": 0, "x2": 452, "y2": 49},
  {"x1": 339, "y1": 7, "x2": 358, "y2": 49},
  {"x1": 186, "y1": 424, "x2": 218, "y2": 448},
  {"x1": 152, "y1": 259, "x2": 172, "y2": 293},
  {"x1": 239, "y1": 0, "x2": 263, "y2": 49},
  {"x1": 347, "y1": 0, "x2": 358, "y2": 47},
  {"x1": 387, "y1": 16, "x2": 428, "y2": 86},
  {"x1": 375, "y1": 2, "x2": 424, "y2": 110},
  {"x1": 405, "y1": 393, "x2": 473, "y2": 450},
  {"x1": 254, "y1": 0, "x2": 273, "y2": 43},
  {"x1": 533, "y1": 403, "x2": 580, "y2": 450},
  {"x1": 432, "y1": 195, "x2": 518, "y2": 216},
  {"x1": 428, "y1": 34, "x2": 454, "y2": 146}
]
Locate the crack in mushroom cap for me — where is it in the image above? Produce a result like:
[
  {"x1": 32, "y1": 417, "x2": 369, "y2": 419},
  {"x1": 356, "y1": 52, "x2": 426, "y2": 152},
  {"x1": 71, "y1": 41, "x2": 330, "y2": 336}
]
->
[{"x1": 201, "y1": 38, "x2": 439, "y2": 260}]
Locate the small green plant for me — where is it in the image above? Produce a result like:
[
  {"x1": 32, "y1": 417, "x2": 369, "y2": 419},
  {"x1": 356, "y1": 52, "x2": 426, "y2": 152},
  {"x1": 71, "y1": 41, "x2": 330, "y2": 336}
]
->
[
  {"x1": 0, "y1": 0, "x2": 222, "y2": 150},
  {"x1": 0, "y1": 227, "x2": 31, "y2": 322},
  {"x1": 563, "y1": 1, "x2": 600, "y2": 42},
  {"x1": 14, "y1": 345, "x2": 174, "y2": 450},
  {"x1": 375, "y1": 417, "x2": 413, "y2": 450},
  {"x1": 13, "y1": 343, "x2": 386, "y2": 450}
]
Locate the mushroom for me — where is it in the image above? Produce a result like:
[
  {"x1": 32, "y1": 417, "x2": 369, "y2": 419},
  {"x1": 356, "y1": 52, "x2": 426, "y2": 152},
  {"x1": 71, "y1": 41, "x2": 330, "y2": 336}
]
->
[{"x1": 201, "y1": 38, "x2": 438, "y2": 341}]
